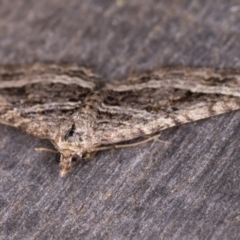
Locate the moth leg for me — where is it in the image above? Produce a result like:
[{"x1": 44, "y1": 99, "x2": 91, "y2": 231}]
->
[
  {"x1": 95, "y1": 133, "x2": 169, "y2": 152},
  {"x1": 35, "y1": 139, "x2": 59, "y2": 153},
  {"x1": 83, "y1": 151, "x2": 97, "y2": 160}
]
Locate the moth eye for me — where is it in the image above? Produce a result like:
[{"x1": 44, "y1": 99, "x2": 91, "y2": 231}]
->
[
  {"x1": 71, "y1": 156, "x2": 78, "y2": 163},
  {"x1": 55, "y1": 152, "x2": 61, "y2": 163},
  {"x1": 172, "y1": 107, "x2": 178, "y2": 111},
  {"x1": 64, "y1": 123, "x2": 76, "y2": 141},
  {"x1": 105, "y1": 95, "x2": 114, "y2": 102}
]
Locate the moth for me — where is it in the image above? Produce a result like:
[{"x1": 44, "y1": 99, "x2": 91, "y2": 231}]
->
[{"x1": 1, "y1": 63, "x2": 240, "y2": 176}]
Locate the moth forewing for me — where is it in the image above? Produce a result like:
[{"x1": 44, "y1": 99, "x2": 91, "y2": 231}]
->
[{"x1": 1, "y1": 64, "x2": 240, "y2": 175}]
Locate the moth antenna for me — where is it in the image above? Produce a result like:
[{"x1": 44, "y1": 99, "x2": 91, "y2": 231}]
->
[{"x1": 35, "y1": 147, "x2": 58, "y2": 153}]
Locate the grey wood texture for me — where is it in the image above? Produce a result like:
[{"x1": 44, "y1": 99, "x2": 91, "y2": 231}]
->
[{"x1": 1, "y1": 0, "x2": 240, "y2": 239}]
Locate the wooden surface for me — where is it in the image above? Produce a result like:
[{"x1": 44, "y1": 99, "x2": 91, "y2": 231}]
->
[{"x1": 1, "y1": 0, "x2": 240, "y2": 239}]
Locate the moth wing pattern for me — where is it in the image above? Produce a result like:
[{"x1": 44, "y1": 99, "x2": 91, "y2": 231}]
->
[
  {"x1": 1, "y1": 64, "x2": 240, "y2": 175},
  {"x1": 107, "y1": 67, "x2": 240, "y2": 97},
  {"x1": 0, "y1": 63, "x2": 97, "y2": 140},
  {"x1": 93, "y1": 67, "x2": 240, "y2": 145}
]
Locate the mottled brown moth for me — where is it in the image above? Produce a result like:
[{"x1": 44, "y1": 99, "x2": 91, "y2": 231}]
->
[{"x1": 1, "y1": 63, "x2": 240, "y2": 175}]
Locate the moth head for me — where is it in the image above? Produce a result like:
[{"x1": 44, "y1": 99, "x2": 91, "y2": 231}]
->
[{"x1": 55, "y1": 152, "x2": 79, "y2": 176}]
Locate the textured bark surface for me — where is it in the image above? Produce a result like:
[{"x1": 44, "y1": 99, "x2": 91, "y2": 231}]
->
[{"x1": 1, "y1": 0, "x2": 240, "y2": 239}]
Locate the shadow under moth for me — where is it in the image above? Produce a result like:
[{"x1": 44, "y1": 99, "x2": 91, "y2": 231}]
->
[{"x1": 1, "y1": 63, "x2": 240, "y2": 176}]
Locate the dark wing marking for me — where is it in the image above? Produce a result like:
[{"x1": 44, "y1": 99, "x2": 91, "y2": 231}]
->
[
  {"x1": 0, "y1": 63, "x2": 96, "y2": 139},
  {"x1": 106, "y1": 67, "x2": 240, "y2": 96}
]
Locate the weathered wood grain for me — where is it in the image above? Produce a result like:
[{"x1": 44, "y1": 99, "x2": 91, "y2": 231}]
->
[{"x1": 1, "y1": 0, "x2": 240, "y2": 239}]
